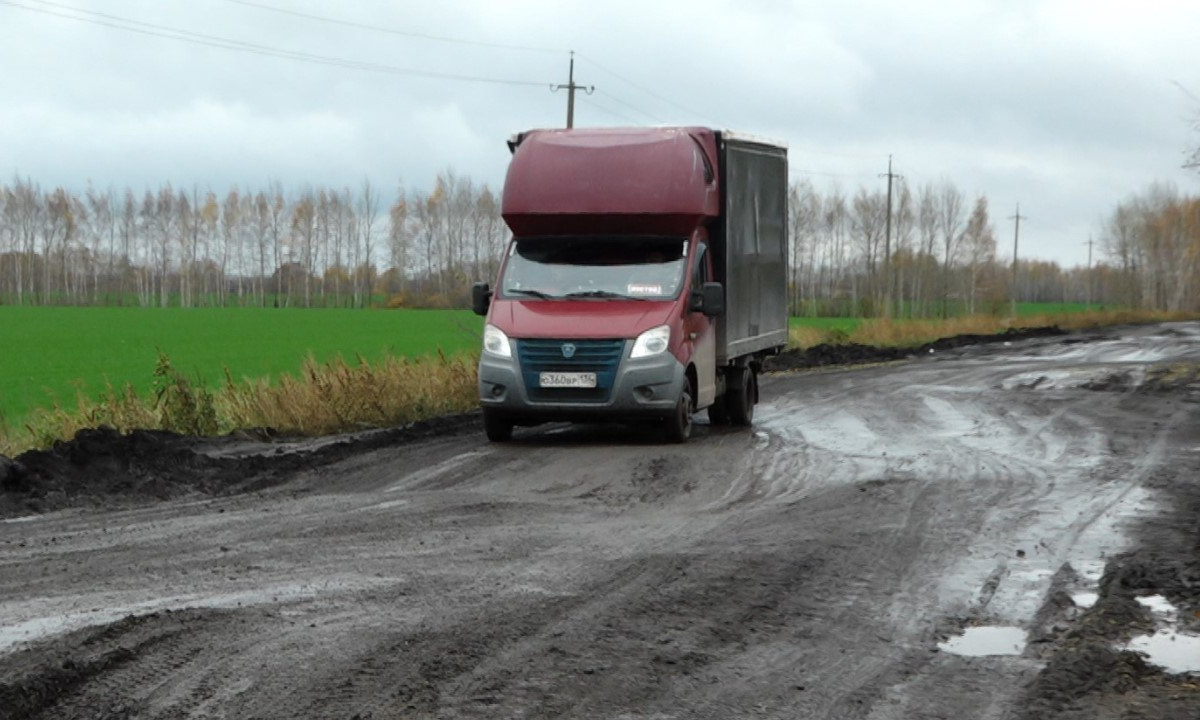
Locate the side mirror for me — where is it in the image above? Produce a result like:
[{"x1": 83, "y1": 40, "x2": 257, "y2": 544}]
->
[
  {"x1": 689, "y1": 282, "x2": 724, "y2": 317},
  {"x1": 471, "y1": 282, "x2": 492, "y2": 316}
]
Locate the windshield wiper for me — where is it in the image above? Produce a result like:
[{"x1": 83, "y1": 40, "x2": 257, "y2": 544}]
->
[
  {"x1": 506, "y1": 288, "x2": 556, "y2": 299},
  {"x1": 563, "y1": 290, "x2": 647, "y2": 301}
]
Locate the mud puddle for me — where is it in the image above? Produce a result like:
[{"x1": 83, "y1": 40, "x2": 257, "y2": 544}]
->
[
  {"x1": 939, "y1": 626, "x2": 1027, "y2": 657},
  {"x1": 1126, "y1": 631, "x2": 1200, "y2": 674}
]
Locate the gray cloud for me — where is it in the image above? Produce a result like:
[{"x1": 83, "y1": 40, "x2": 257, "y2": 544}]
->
[{"x1": 0, "y1": 0, "x2": 1196, "y2": 266}]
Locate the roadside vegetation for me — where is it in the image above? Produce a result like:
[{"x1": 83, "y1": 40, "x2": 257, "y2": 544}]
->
[
  {"x1": 0, "y1": 351, "x2": 478, "y2": 457},
  {"x1": 1, "y1": 304, "x2": 1193, "y2": 458},
  {"x1": 0, "y1": 306, "x2": 481, "y2": 425},
  {"x1": 788, "y1": 308, "x2": 1194, "y2": 349}
]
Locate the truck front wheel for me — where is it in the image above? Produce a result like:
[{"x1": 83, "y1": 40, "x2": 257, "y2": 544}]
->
[
  {"x1": 726, "y1": 366, "x2": 756, "y2": 426},
  {"x1": 664, "y1": 388, "x2": 694, "y2": 443},
  {"x1": 482, "y1": 409, "x2": 514, "y2": 442}
]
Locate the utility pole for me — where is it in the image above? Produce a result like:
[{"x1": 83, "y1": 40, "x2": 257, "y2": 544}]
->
[
  {"x1": 879, "y1": 155, "x2": 901, "y2": 317},
  {"x1": 1009, "y1": 203, "x2": 1026, "y2": 317},
  {"x1": 552, "y1": 51, "x2": 593, "y2": 129},
  {"x1": 1085, "y1": 235, "x2": 1094, "y2": 308}
]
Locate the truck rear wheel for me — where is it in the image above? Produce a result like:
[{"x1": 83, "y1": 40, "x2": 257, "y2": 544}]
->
[
  {"x1": 664, "y1": 388, "x2": 693, "y2": 443},
  {"x1": 706, "y1": 397, "x2": 730, "y2": 425},
  {"x1": 726, "y1": 366, "x2": 756, "y2": 426},
  {"x1": 482, "y1": 409, "x2": 514, "y2": 442}
]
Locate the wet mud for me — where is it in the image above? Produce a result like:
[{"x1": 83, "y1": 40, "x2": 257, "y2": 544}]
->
[
  {"x1": 763, "y1": 324, "x2": 1067, "y2": 371},
  {"x1": 1, "y1": 323, "x2": 1199, "y2": 719},
  {"x1": 1017, "y1": 409, "x2": 1200, "y2": 720},
  {"x1": 0, "y1": 414, "x2": 480, "y2": 518}
]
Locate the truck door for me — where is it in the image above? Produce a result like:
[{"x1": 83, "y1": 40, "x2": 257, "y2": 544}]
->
[{"x1": 687, "y1": 242, "x2": 717, "y2": 407}]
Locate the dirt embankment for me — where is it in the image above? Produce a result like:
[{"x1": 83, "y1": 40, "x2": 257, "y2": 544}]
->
[
  {"x1": 764, "y1": 325, "x2": 1068, "y2": 371},
  {"x1": 0, "y1": 323, "x2": 1198, "y2": 718},
  {"x1": 1017, "y1": 411, "x2": 1200, "y2": 719},
  {"x1": 2, "y1": 326, "x2": 1068, "y2": 518},
  {"x1": 0, "y1": 415, "x2": 479, "y2": 518}
]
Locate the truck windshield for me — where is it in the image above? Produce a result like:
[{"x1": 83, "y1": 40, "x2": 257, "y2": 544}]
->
[{"x1": 500, "y1": 236, "x2": 687, "y2": 301}]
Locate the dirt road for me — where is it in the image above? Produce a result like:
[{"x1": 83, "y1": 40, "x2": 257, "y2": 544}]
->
[{"x1": 2, "y1": 323, "x2": 1199, "y2": 719}]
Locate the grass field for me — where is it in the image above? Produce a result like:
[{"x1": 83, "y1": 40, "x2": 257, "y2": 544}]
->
[
  {"x1": 0, "y1": 307, "x2": 483, "y2": 427},
  {"x1": 0, "y1": 301, "x2": 1167, "y2": 447}
]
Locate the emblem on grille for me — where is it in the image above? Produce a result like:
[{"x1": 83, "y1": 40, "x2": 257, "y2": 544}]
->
[{"x1": 561, "y1": 343, "x2": 576, "y2": 359}]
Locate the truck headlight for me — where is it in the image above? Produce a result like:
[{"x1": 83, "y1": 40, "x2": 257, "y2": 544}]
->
[
  {"x1": 631, "y1": 324, "x2": 671, "y2": 358},
  {"x1": 483, "y1": 324, "x2": 512, "y2": 358}
]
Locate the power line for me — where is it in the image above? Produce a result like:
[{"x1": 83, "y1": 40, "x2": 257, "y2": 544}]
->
[
  {"x1": 228, "y1": 3, "x2": 681, "y2": 129},
  {"x1": 576, "y1": 52, "x2": 721, "y2": 127},
  {"x1": 227, "y1": 3, "x2": 707, "y2": 130},
  {"x1": 0, "y1": 0, "x2": 550, "y2": 87},
  {"x1": 226, "y1": 0, "x2": 564, "y2": 55},
  {"x1": 595, "y1": 90, "x2": 664, "y2": 125},
  {"x1": 576, "y1": 96, "x2": 645, "y2": 126}
]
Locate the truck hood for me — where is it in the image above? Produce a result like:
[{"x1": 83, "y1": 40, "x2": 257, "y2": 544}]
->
[{"x1": 491, "y1": 299, "x2": 676, "y2": 340}]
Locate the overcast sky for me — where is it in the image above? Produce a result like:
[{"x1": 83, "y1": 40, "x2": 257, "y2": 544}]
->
[{"x1": 1, "y1": 0, "x2": 1198, "y2": 266}]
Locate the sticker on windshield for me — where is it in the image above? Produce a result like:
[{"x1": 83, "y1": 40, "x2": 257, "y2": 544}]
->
[{"x1": 627, "y1": 283, "x2": 663, "y2": 295}]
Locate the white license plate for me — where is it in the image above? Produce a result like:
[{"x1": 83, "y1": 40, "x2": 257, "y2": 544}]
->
[{"x1": 539, "y1": 372, "x2": 597, "y2": 389}]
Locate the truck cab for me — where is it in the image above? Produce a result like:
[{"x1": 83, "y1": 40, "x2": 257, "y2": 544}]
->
[{"x1": 472, "y1": 127, "x2": 787, "y2": 442}]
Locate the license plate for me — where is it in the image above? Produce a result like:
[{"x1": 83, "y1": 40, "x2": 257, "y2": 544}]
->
[{"x1": 539, "y1": 372, "x2": 597, "y2": 388}]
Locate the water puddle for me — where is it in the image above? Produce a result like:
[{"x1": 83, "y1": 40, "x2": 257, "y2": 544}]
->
[
  {"x1": 1071, "y1": 592, "x2": 1098, "y2": 609},
  {"x1": 385, "y1": 451, "x2": 490, "y2": 492},
  {"x1": 1, "y1": 515, "x2": 40, "y2": 524},
  {"x1": 1126, "y1": 631, "x2": 1200, "y2": 673},
  {"x1": 0, "y1": 578, "x2": 388, "y2": 654},
  {"x1": 357, "y1": 499, "x2": 410, "y2": 512},
  {"x1": 938, "y1": 626, "x2": 1027, "y2": 657},
  {"x1": 1135, "y1": 594, "x2": 1176, "y2": 615}
]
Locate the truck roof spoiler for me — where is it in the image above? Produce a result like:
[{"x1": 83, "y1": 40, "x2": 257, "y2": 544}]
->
[
  {"x1": 507, "y1": 128, "x2": 787, "y2": 156},
  {"x1": 717, "y1": 130, "x2": 788, "y2": 150}
]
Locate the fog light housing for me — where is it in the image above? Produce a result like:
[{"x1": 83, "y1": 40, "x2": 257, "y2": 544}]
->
[
  {"x1": 636, "y1": 385, "x2": 654, "y2": 400},
  {"x1": 491, "y1": 384, "x2": 506, "y2": 397}
]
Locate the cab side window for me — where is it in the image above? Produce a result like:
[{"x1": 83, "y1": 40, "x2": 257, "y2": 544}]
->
[{"x1": 692, "y1": 245, "x2": 708, "y2": 291}]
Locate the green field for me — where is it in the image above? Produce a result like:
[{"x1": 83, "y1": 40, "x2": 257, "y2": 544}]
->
[
  {"x1": 0, "y1": 307, "x2": 483, "y2": 426},
  {"x1": 788, "y1": 316, "x2": 863, "y2": 333},
  {"x1": 0, "y1": 301, "x2": 1111, "y2": 429}
]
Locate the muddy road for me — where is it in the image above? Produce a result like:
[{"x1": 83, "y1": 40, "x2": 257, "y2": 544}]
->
[{"x1": 2, "y1": 323, "x2": 1199, "y2": 719}]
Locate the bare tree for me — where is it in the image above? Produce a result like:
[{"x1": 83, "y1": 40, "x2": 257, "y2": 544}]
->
[
  {"x1": 960, "y1": 196, "x2": 997, "y2": 313},
  {"x1": 936, "y1": 182, "x2": 965, "y2": 317}
]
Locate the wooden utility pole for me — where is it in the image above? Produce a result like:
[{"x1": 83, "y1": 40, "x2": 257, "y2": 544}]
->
[
  {"x1": 1009, "y1": 204, "x2": 1025, "y2": 317},
  {"x1": 553, "y1": 51, "x2": 593, "y2": 129},
  {"x1": 1085, "y1": 235, "x2": 1094, "y2": 308},
  {"x1": 879, "y1": 155, "x2": 901, "y2": 317}
]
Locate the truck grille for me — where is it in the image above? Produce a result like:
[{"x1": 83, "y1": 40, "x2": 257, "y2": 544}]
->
[{"x1": 516, "y1": 338, "x2": 626, "y2": 403}]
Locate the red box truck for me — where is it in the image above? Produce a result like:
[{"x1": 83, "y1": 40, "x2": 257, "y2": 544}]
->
[{"x1": 471, "y1": 127, "x2": 788, "y2": 442}]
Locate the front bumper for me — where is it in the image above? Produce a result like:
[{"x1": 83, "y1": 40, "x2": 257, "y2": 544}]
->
[{"x1": 478, "y1": 342, "x2": 686, "y2": 425}]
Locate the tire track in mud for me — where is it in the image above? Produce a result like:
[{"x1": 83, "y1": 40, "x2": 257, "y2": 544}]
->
[{"x1": 2, "y1": 323, "x2": 1199, "y2": 718}]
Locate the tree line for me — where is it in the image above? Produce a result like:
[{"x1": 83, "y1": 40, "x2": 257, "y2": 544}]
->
[
  {"x1": 0, "y1": 171, "x2": 506, "y2": 309},
  {"x1": 0, "y1": 171, "x2": 1195, "y2": 314}
]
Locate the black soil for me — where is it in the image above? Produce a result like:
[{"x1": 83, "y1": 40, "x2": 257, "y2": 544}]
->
[
  {"x1": 2, "y1": 327, "x2": 1069, "y2": 518},
  {"x1": 0, "y1": 414, "x2": 480, "y2": 518},
  {"x1": 1018, "y1": 411, "x2": 1200, "y2": 719},
  {"x1": 763, "y1": 325, "x2": 1067, "y2": 372}
]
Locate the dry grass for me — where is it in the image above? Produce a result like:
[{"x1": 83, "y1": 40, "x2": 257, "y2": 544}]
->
[
  {"x1": 0, "y1": 352, "x2": 479, "y2": 457},
  {"x1": 2, "y1": 308, "x2": 1195, "y2": 458},
  {"x1": 788, "y1": 309, "x2": 1197, "y2": 350},
  {"x1": 219, "y1": 352, "x2": 478, "y2": 436}
]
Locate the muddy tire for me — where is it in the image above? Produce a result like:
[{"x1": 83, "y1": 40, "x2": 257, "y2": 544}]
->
[
  {"x1": 482, "y1": 409, "x2": 513, "y2": 442},
  {"x1": 663, "y1": 388, "x2": 693, "y2": 443},
  {"x1": 707, "y1": 395, "x2": 730, "y2": 425},
  {"x1": 726, "y1": 366, "x2": 755, "y2": 426}
]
